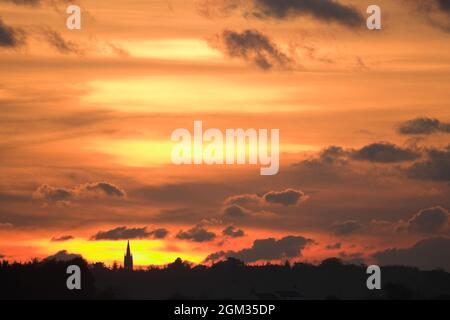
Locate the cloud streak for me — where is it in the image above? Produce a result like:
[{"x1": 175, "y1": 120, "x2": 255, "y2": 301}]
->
[
  {"x1": 210, "y1": 29, "x2": 293, "y2": 70},
  {"x1": 90, "y1": 226, "x2": 168, "y2": 240},
  {"x1": 398, "y1": 117, "x2": 450, "y2": 135},
  {"x1": 50, "y1": 235, "x2": 74, "y2": 242},
  {"x1": 33, "y1": 182, "x2": 126, "y2": 204},
  {"x1": 176, "y1": 225, "x2": 216, "y2": 242},
  {"x1": 40, "y1": 27, "x2": 82, "y2": 55},
  {"x1": 251, "y1": 0, "x2": 363, "y2": 27},
  {"x1": 198, "y1": 0, "x2": 363, "y2": 28},
  {"x1": 0, "y1": 17, "x2": 26, "y2": 48},
  {"x1": 222, "y1": 225, "x2": 245, "y2": 238},
  {"x1": 204, "y1": 235, "x2": 313, "y2": 263}
]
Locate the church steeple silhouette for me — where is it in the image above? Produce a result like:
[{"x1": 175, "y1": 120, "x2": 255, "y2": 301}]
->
[{"x1": 124, "y1": 240, "x2": 133, "y2": 271}]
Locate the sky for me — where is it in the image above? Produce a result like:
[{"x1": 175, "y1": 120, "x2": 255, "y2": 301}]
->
[{"x1": 0, "y1": 0, "x2": 450, "y2": 270}]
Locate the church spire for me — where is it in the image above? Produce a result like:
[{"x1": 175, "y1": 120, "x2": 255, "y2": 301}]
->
[{"x1": 124, "y1": 240, "x2": 133, "y2": 271}]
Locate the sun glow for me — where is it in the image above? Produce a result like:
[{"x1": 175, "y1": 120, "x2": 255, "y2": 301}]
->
[{"x1": 29, "y1": 238, "x2": 205, "y2": 266}]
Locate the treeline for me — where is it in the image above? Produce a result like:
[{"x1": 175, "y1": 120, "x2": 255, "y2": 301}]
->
[{"x1": 1, "y1": 257, "x2": 450, "y2": 300}]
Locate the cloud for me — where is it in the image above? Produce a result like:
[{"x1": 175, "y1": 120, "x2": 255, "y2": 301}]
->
[
  {"x1": 33, "y1": 184, "x2": 74, "y2": 202},
  {"x1": 33, "y1": 182, "x2": 126, "y2": 203},
  {"x1": 331, "y1": 220, "x2": 363, "y2": 236},
  {"x1": 210, "y1": 29, "x2": 293, "y2": 70},
  {"x1": 222, "y1": 204, "x2": 251, "y2": 218},
  {"x1": 250, "y1": 0, "x2": 364, "y2": 27},
  {"x1": 405, "y1": 206, "x2": 449, "y2": 234},
  {"x1": 350, "y1": 142, "x2": 420, "y2": 163},
  {"x1": 44, "y1": 250, "x2": 82, "y2": 262},
  {"x1": 204, "y1": 235, "x2": 313, "y2": 263},
  {"x1": 0, "y1": 0, "x2": 40, "y2": 5},
  {"x1": 79, "y1": 182, "x2": 125, "y2": 198},
  {"x1": 0, "y1": 0, "x2": 72, "y2": 7},
  {"x1": 222, "y1": 225, "x2": 245, "y2": 238},
  {"x1": 0, "y1": 222, "x2": 13, "y2": 229},
  {"x1": 148, "y1": 228, "x2": 169, "y2": 239},
  {"x1": 176, "y1": 225, "x2": 216, "y2": 242},
  {"x1": 406, "y1": 145, "x2": 450, "y2": 182},
  {"x1": 0, "y1": 17, "x2": 26, "y2": 48},
  {"x1": 91, "y1": 226, "x2": 151, "y2": 240},
  {"x1": 50, "y1": 235, "x2": 74, "y2": 242},
  {"x1": 437, "y1": 0, "x2": 450, "y2": 13},
  {"x1": 398, "y1": 117, "x2": 450, "y2": 135},
  {"x1": 409, "y1": 0, "x2": 450, "y2": 32},
  {"x1": 224, "y1": 188, "x2": 307, "y2": 211},
  {"x1": 198, "y1": 0, "x2": 363, "y2": 28},
  {"x1": 224, "y1": 193, "x2": 261, "y2": 207},
  {"x1": 263, "y1": 188, "x2": 307, "y2": 206},
  {"x1": 373, "y1": 237, "x2": 450, "y2": 271},
  {"x1": 40, "y1": 27, "x2": 82, "y2": 55},
  {"x1": 221, "y1": 203, "x2": 276, "y2": 220}
]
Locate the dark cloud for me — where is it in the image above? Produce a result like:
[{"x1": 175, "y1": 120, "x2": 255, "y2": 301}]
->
[
  {"x1": 317, "y1": 146, "x2": 348, "y2": 164},
  {"x1": 224, "y1": 188, "x2": 306, "y2": 210},
  {"x1": 33, "y1": 182, "x2": 126, "y2": 203},
  {"x1": 0, "y1": 17, "x2": 26, "y2": 48},
  {"x1": 222, "y1": 225, "x2": 245, "y2": 238},
  {"x1": 263, "y1": 188, "x2": 306, "y2": 206},
  {"x1": 50, "y1": 235, "x2": 74, "y2": 242},
  {"x1": 44, "y1": 250, "x2": 82, "y2": 262},
  {"x1": 331, "y1": 220, "x2": 363, "y2": 236},
  {"x1": 176, "y1": 225, "x2": 216, "y2": 242},
  {"x1": 198, "y1": 0, "x2": 363, "y2": 28},
  {"x1": 406, "y1": 206, "x2": 449, "y2": 234},
  {"x1": 350, "y1": 142, "x2": 420, "y2": 163},
  {"x1": 210, "y1": 29, "x2": 293, "y2": 70},
  {"x1": 33, "y1": 184, "x2": 74, "y2": 202},
  {"x1": 292, "y1": 146, "x2": 349, "y2": 182},
  {"x1": 91, "y1": 226, "x2": 151, "y2": 240},
  {"x1": 224, "y1": 193, "x2": 261, "y2": 207},
  {"x1": 148, "y1": 228, "x2": 169, "y2": 239},
  {"x1": 373, "y1": 237, "x2": 450, "y2": 271},
  {"x1": 406, "y1": 145, "x2": 450, "y2": 182},
  {"x1": 251, "y1": 0, "x2": 364, "y2": 27},
  {"x1": 398, "y1": 117, "x2": 450, "y2": 135},
  {"x1": 437, "y1": 0, "x2": 450, "y2": 12},
  {"x1": 41, "y1": 27, "x2": 81, "y2": 55},
  {"x1": 204, "y1": 235, "x2": 313, "y2": 263},
  {"x1": 222, "y1": 204, "x2": 250, "y2": 218},
  {"x1": 80, "y1": 182, "x2": 125, "y2": 197}
]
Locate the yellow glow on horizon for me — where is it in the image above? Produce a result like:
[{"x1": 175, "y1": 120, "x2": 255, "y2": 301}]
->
[
  {"x1": 125, "y1": 39, "x2": 224, "y2": 61},
  {"x1": 30, "y1": 238, "x2": 205, "y2": 266},
  {"x1": 86, "y1": 136, "x2": 320, "y2": 167},
  {"x1": 82, "y1": 77, "x2": 300, "y2": 113},
  {"x1": 87, "y1": 139, "x2": 173, "y2": 167}
]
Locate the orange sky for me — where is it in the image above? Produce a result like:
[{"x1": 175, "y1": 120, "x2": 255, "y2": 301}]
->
[{"x1": 0, "y1": 0, "x2": 449, "y2": 269}]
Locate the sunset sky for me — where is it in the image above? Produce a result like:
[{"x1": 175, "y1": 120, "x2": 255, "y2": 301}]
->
[{"x1": 1, "y1": 0, "x2": 450, "y2": 270}]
